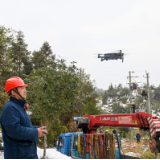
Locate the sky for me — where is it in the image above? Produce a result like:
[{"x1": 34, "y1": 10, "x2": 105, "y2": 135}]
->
[{"x1": 1, "y1": 0, "x2": 160, "y2": 90}]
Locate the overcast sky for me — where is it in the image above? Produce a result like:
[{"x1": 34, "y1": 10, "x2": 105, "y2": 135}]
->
[{"x1": 1, "y1": 0, "x2": 160, "y2": 90}]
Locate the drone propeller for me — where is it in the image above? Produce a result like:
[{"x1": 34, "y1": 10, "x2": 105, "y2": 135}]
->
[
  {"x1": 118, "y1": 50, "x2": 130, "y2": 56},
  {"x1": 89, "y1": 53, "x2": 103, "y2": 55},
  {"x1": 122, "y1": 53, "x2": 129, "y2": 57},
  {"x1": 88, "y1": 53, "x2": 104, "y2": 58}
]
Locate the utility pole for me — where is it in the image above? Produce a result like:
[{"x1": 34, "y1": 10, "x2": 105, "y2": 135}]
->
[
  {"x1": 127, "y1": 72, "x2": 141, "y2": 143},
  {"x1": 146, "y1": 72, "x2": 151, "y2": 114},
  {"x1": 129, "y1": 71, "x2": 132, "y2": 113},
  {"x1": 128, "y1": 71, "x2": 133, "y2": 143}
]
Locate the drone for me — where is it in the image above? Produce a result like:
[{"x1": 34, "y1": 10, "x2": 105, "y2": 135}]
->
[{"x1": 98, "y1": 50, "x2": 124, "y2": 63}]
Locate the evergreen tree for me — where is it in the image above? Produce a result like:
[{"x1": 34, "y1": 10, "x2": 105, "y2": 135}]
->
[
  {"x1": 32, "y1": 50, "x2": 46, "y2": 70},
  {"x1": 25, "y1": 60, "x2": 81, "y2": 145},
  {"x1": 32, "y1": 42, "x2": 55, "y2": 70},
  {"x1": 74, "y1": 68, "x2": 100, "y2": 116},
  {"x1": 108, "y1": 83, "x2": 113, "y2": 91},
  {"x1": 0, "y1": 26, "x2": 14, "y2": 82},
  {"x1": 22, "y1": 51, "x2": 33, "y2": 75},
  {"x1": 150, "y1": 84, "x2": 155, "y2": 90},
  {"x1": 40, "y1": 41, "x2": 55, "y2": 67},
  {"x1": 9, "y1": 31, "x2": 30, "y2": 77},
  {"x1": 40, "y1": 41, "x2": 53, "y2": 57},
  {"x1": 153, "y1": 86, "x2": 160, "y2": 101},
  {"x1": 102, "y1": 91, "x2": 108, "y2": 105},
  {"x1": 111, "y1": 88, "x2": 117, "y2": 98},
  {"x1": 0, "y1": 26, "x2": 14, "y2": 108},
  {"x1": 117, "y1": 83, "x2": 122, "y2": 91},
  {"x1": 120, "y1": 87, "x2": 130, "y2": 96},
  {"x1": 112, "y1": 103, "x2": 130, "y2": 114}
]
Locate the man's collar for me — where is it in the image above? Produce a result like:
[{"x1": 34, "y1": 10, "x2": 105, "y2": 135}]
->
[{"x1": 10, "y1": 97, "x2": 26, "y2": 107}]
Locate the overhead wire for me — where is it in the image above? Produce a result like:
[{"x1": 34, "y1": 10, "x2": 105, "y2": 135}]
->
[{"x1": 98, "y1": 78, "x2": 127, "y2": 85}]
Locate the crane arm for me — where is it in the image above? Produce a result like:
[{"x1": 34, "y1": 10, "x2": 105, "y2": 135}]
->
[{"x1": 74, "y1": 112, "x2": 160, "y2": 153}]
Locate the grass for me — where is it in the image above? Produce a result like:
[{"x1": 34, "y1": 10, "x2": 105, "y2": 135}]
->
[
  {"x1": 121, "y1": 139, "x2": 160, "y2": 159},
  {"x1": 140, "y1": 149, "x2": 160, "y2": 159}
]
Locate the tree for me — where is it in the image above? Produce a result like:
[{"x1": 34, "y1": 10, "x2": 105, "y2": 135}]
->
[
  {"x1": 73, "y1": 68, "x2": 100, "y2": 116},
  {"x1": 111, "y1": 88, "x2": 117, "y2": 98},
  {"x1": 107, "y1": 84, "x2": 117, "y2": 98},
  {"x1": 117, "y1": 83, "x2": 122, "y2": 91},
  {"x1": 102, "y1": 91, "x2": 108, "y2": 105},
  {"x1": 118, "y1": 127, "x2": 129, "y2": 138},
  {"x1": 25, "y1": 60, "x2": 81, "y2": 156},
  {"x1": 153, "y1": 86, "x2": 160, "y2": 101},
  {"x1": 9, "y1": 31, "x2": 30, "y2": 77},
  {"x1": 152, "y1": 102, "x2": 160, "y2": 116},
  {"x1": 32, "y1": 42, "x2": 55, "y2": 70},
  {"x1": 32, "y1": 50, "x2": 46, "y2": 70},
  {"x1": 137, "y1": 87, "x2": 141, "y2": 95},
  {"x1": 25, "y1": 60, "x2": 100, "y2": 141},
  {"x1": 112, "y1": 103, "x2": 130, "y2": 114},
  {"x1": 108, "y1": 83, "x2": 113, "y2": 91},
  {"x1": 0, "y1": 26, "x2": 14, "y2": 109},
  {"x1": 150, "y1": 84, "x2": 155, "y2": 90},
  {"x1": 40, "y1": 41, "x2": 53, "y2": 57},
  {"x1": 120, "y1": 87, "x2": 129, "y2": 96},
  {"x1": 22, "y1": 51, "x2": 33, "y2": 75},
  {"x1": 26, "y1": 60, "x2": 79, "y2": 130},
  {"x1": 0, "y1": 26, "x2": 14, "y2": 83}
]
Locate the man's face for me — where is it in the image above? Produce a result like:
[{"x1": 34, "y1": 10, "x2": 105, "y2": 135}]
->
[{"x1": 17, "y1": 86, "x2": 27, "y2": 99}]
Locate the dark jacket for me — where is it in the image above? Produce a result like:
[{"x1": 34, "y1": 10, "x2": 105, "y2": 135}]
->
[
  {"x1": 136, "y1": 134, "x2": 141, "y2": 140},
  {"x1": 1, "y1": 97, "x2": 38, "y2": 159},
  {"x1": 132, "y1": 104, "x2": 136, "y2": 109},
  {"x1": 113, "y1": 129, "x2": 117, "y2": 134}
]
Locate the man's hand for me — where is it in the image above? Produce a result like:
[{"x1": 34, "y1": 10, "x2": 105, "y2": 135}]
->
[{"x1": 37, "y1": 126, "x2": 48, "y2": 137}]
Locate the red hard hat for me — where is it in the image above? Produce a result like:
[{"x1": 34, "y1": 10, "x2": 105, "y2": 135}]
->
[
  {"x1": 5, "y1": 77, "x2": 28, "y2": 94},
  {"x1": 101, "y1": 130, "x2": 103, "y2": 132},
  {"x1": 137, "y1": 132, "x2": 139, "y2": 134}
]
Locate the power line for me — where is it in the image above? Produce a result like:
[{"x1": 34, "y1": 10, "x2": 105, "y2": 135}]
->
[{"x1": 98, "y1": 78, "x2": 127, "y2": 85}]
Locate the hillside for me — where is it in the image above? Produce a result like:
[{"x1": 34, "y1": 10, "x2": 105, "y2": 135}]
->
[{"x1": 100, "y1": 84, "x2": 160, "y2": 118}]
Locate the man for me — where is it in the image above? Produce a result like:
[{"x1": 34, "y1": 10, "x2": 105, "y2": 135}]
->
[
  {"x1": 132, "y1": 102, "x2": 136, "y2": 113},
  {"x1": 1, "y1": 77, "x2": 47, "y2": 159},
  {"x1": 105, "y1": 130, "x2": 109, "y2": 137},
  {"x1": 133, "y1": 83, "x2": 137, "y2": 90},
  {"x1": 136, "y1": 132, "x2": 141, "y2": 143},
  {"x1": 118, "y1": 134, "x2": 122, "y2": 149},
  {"x1": 142, "y1": 88, "x2": 148, "y2": 100},
  {"x1": 100, "y1": 129, "x2": 103, "y2": 133},
  {"x1": 113, "y1": 128, "x2": 117, "y2": 134},
  {"x1": 105, "y1": 129, "x2": 108, "y2": 134}
]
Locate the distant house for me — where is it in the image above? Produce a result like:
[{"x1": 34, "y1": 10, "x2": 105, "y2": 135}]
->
[
  {"x1": 96, "y1": 99, "x2": 103, "y2": 107},
  {"x1": 107, "y1": 98, "x2": 113, "y2": 104}
]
